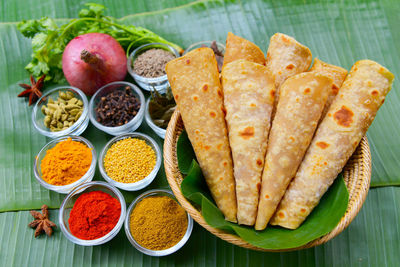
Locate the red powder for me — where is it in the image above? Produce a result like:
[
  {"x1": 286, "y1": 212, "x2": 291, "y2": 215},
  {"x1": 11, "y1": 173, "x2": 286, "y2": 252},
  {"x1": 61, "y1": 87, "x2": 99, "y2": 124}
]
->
[{"x1": 68, "y1": 191, "x2": 121, "y2": 240}]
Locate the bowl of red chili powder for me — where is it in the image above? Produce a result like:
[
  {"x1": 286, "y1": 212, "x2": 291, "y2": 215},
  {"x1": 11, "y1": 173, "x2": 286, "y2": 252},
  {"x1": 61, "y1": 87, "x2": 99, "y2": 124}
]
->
[{"x1": 59, "y1": 181, "x2": 126, "y2": 245}]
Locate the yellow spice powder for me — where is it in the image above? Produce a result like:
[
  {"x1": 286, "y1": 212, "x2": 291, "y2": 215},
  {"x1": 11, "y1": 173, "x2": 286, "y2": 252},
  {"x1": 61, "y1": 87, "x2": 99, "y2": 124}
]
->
[
  {"x1": 130, "y1": 196, "x2": 188, "y2": 250},
  {"x1": 41, "y1": 138, "x2": 92, "y2": 186},
  {"x1": 104, "y1": 138, "x2": 156, "y2": 183}
]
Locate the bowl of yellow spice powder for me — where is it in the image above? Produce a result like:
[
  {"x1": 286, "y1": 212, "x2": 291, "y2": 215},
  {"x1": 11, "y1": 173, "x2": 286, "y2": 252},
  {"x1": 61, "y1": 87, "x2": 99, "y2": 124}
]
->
[
  {"x1": 34, "y1": 136, "x2": 96, "y2": 194},
  {"x1": 99, "y1": 132, "x2": 161, "y2": 191},
  {"x1": 125, "y1": 189, "x2": 193, "y2": 256}
]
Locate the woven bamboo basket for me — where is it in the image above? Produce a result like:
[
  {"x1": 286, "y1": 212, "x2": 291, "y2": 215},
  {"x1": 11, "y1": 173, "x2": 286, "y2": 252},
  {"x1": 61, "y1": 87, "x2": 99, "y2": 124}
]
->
[{"x1": 164, "y1": 110, "x2": 371, "y2": 252}]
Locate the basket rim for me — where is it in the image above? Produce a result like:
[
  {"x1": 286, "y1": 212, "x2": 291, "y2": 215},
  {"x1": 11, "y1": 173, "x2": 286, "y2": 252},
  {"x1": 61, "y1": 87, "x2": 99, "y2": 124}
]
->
[{"x1": 164, "y1": 109, "x2": 371, "y2": 252}]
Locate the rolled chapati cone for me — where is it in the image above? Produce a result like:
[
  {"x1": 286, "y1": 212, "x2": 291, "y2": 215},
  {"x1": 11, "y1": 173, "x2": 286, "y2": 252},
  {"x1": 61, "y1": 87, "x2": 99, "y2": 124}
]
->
[
  {"x1": 223, "y1": 32, "x2": 265, "y2": 68},
  {"x1": 221, "y1": 59, "x2": 275, "y2": 225},
  {"x1": 166, "y1": 47, "x2": 237, "y2": 222},
  {"x1": 266, "y1": 33, "x2": 312, "y2": 105},
  {"x1": 270, "y1": 60, "x2": 394, "y2": 229},
  {"x1": 309, "y1": 58, "x2": 348, "y2": 119},
  {"x1": 255, "y1": 72, "x2": 332, "y2": 230}
]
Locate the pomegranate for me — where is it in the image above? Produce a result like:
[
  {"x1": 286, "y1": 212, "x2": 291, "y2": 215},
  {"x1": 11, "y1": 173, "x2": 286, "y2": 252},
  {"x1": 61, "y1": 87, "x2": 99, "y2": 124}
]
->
[{"x1": 62, "y1": 33, "x2": 127, "y2": 95}]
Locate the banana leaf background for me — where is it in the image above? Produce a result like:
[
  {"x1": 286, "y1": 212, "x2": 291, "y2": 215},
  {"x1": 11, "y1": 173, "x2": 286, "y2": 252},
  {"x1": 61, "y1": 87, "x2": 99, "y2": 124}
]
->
[{"x1": 0, "y1": 0, "x2": 399, "y2": 266}]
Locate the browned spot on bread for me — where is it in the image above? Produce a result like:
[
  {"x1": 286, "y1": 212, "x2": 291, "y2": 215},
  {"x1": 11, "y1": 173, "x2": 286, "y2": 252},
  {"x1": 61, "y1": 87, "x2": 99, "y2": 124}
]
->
[
  {"x1": 278, "y1": 212, "x2": 285, "y2": 218},
  {"x1": 193, "y1": 95, "x2": 198, "y2": 101},
  {"x1": 265, "y1": 194, "x2": 270, "y2": 199},
  {"x1": 278, "y1": 71, "x2": 282, "y2": 75},
  {"x1": 286, "y1": 64, "x2": 294, "y2": 70},
  {"x1": 195, "y1": 130, "x2": 200, "y2": 134},
  {"x1": 250, "y1": 103, "x2": 256, "y2": 107},
  {"x1": 217, "y1": 90, "x2": 223, "y2": 98},
  {"x1": 333, "y1": 106, "x2": 354, "y2": 127},
  {"x1": 289, "y1": 136, "x2": 295, "y2": 142},
  {"x1": 328, "y1": 113, "x2": 332, "y2": 117},
  {"x1": 316, "y1": 141, "x2": 329, "y2": 149},
  {"x1": 281, "y1": 35, "x2": 290, "y2": 43},
  {"x1": 217, "y1": 144, "x2": 222, "y2": 150},
  {"x1": 270, "y1": 89, "x2": 275, "y2": 98},
  {"x1": 324, "y1": 162, "x2": 327, "y2": 165},
  {"x1": 186, "y1": 59, "x2": 190, "y2": 64},
  {"x1": 354, "y1": 141, "x2": 358, "y2": 146},
  {"x1": 219, "y1": 177, "x2": 223, "y2": 181},
  {"x1": 204, "y1": 145, "x2": 211, "y2": 150},
  {"x1": 304, "y1": 88, "x2": 311, "y2": 94},
  {"x1": 300, "y1": 208, "x2": 306, "y2": 213},
  {"x1": 209, "y1": 111, "x2": 216, "y2": 118},
  {"x1": 371, "y1": 90, "x2": 379, "y2": 96},
  {"x1": 332, "y1": 84, "x2": 339, "y2": 95},
  {"x1": 174, "y1": 94, "x2": 179, "y2": 100},
  {"x1": 223, "y1": 161, "x2": 228, "y2": 166},
  {"x1": 257, "y1": 182, "x2": 261, "y2": 192},
  {"x1": 202, "y1": 84, "x2": 208, "y2": 92},
  {"x1": 256, "y1": 159, "x2": 262, "y2": 166},
  {"x1": 239, "y1": 126, "x2": 255, "y2": 139}
]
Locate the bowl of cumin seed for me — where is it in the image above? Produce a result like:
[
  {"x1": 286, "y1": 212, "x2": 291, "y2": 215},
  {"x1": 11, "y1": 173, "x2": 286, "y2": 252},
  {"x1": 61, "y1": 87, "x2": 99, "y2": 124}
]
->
[{"x1": 127, "y1": 43, "x2": 179, "y2": 93}]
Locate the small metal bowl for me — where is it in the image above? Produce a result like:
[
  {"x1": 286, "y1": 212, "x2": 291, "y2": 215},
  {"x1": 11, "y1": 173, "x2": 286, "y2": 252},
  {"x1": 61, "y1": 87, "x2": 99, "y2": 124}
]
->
[
  {"x1": 99, "y1": 133, "x2": 162, "y2": 191},
  {"x1": 59, "y1": 181, "x2": 126, "y2": 246},
  {"x1": 124, "y1": 189, "x2": 193, "y2": 256},
  {"x1": 33, "y1": 135, "x2": 96, "y2": 194},
  {"x1": 89, "y1": 81, "x2": 145, "y2": 136},
  {"x1": 183, "y1": 40, "x2": 225, "y2": 55},
  {"x1": 127, "y1": 43, "x2": 179, "y2": 93},
  {"x1": 32, "y1": 86, "x2": 89, "y2": 138}
]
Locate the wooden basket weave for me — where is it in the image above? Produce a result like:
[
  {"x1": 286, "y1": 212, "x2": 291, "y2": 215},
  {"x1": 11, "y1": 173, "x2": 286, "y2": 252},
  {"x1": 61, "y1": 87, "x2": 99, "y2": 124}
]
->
[{"x1": 164, "y1": 110, "x2": 371, "y2": 252}]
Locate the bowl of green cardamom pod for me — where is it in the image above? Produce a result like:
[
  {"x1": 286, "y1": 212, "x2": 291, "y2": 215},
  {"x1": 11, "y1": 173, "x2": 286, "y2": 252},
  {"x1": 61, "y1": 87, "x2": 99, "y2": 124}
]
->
[{"x1": 32, "y1": 86, "x2": 89, "y2": 138}]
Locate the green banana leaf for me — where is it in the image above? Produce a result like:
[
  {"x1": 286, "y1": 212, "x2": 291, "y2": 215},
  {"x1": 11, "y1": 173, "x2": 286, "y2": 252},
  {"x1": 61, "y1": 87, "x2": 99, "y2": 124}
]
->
[
  {"x1": 0, "y1": 186, "x2": 398, "y2": 266},
  {"x1": 0, "y1": 0, "x2": 400, "y2": 266}
]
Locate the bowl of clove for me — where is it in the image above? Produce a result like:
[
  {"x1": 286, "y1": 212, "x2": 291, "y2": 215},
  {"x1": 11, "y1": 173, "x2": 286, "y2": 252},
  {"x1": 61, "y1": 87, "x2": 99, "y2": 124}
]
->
[
  {"x1": 145, "y1": 86, "x2": 176, "y2": 139},
  {"x1": 32, "y1": 86, "x2": 90, "y2": 139},
  {"x1": 89, "y1": 81, "x2": 145, "y2": 136}
]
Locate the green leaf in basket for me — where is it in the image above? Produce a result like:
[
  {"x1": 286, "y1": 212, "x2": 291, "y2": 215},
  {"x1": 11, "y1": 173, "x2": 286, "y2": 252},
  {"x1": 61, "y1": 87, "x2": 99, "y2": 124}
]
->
[
  {"x1": 177, "y1": 130, "x2": 196, "y2": 175},
  {"x1": 179, "y1": 133, "x2": 349, "y2": 250}
]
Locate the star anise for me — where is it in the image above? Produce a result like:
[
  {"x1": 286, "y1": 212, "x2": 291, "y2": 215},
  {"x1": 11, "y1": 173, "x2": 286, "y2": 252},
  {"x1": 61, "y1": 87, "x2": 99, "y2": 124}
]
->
[
  {"x1": 18, "y1": 74, "x2": 46, "y2": 106},
  {"x1": 28, "y1": 204, "x2": 56, "y2": 238}
]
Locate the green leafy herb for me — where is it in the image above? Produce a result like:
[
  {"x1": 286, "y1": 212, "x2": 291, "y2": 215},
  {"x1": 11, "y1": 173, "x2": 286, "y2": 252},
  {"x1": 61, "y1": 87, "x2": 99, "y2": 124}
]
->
[
  {"x1": 17, "y1": 3, "x2": 182, "y2": 83},
  {"x1": 148, "y1": 86, "x2": 176, "y2": 129},
  {"x1": 177, "y1": 131, "x2": 349, "y2": 250}
]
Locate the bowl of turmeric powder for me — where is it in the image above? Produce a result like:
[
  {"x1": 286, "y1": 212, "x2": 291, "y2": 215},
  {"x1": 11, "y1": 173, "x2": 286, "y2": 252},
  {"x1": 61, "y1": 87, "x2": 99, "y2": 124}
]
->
[
  {"x1": 124, "y1": 189, "x2": 193, "y2": 256},
  {"x1": 33, "y1": 135, "x2": 97, "y2": 194}
]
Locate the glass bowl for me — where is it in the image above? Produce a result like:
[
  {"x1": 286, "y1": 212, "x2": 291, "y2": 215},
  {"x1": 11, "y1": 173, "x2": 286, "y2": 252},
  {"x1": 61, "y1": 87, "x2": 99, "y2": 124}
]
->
[
  {"x1": 145, "y1": 98, "x2": 168, "y2": 139},
  {"x1": 59, "y1": 181, "x2": 126, "y2": 246},
  {"x1": 124, "y1": 189, "x2": 193, "y2": 256},
  {"x1": 33, "y1": 135, "x2": 97, "y2": 194},
  {"x1": 127, "y1": 43, "x2": 179, "y2": 93},
  {"x1": 32, "y1": 86, "x2": 89, "y2": 138},
  {"x1": 183, "y1": 40, "x2": 225, "y2": 55},
  {"x1": 89, "y1": 81, "x2": 145, "y2": 136},
  {"x1": 99, "y1": 132, "x2": 162, "y2": 191}
]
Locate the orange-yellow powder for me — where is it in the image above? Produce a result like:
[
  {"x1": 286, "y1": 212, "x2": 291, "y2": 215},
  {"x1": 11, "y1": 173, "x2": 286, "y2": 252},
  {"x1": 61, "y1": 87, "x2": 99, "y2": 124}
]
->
[{"x1": 40, "y1": 138, "x2": 92, "y2": 185}]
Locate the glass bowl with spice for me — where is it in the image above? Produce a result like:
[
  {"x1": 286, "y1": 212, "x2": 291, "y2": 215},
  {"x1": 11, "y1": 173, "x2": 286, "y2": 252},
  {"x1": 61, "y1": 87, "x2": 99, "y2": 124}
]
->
[
  {"x1": 183, "y1": 41, "x2": 225, "y2": 72},
  {"x1": 124, "y1": 189, "x2": 193, "y2": 256},
  {"x1": 99, "y1": 132, "x2": 162, "y2": 191},
  {"x1": 145, "y1": 86, "x2": 176, "y2": 139},
  {"x1": 127, "y1": 43, "x2": 179, "y2": 93},
  {"x1": 32, "y1": 86, "x2": 90, "y2": 138},
  {"x1": 59, "y1": 181, "x2": 126, "y2": 246},
  {"x1": 89, "y1": 81, "x2": 145, "y2": 136},
  {"x1": 33, "y1": 135, "x2": 97, "y2": 194}
]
